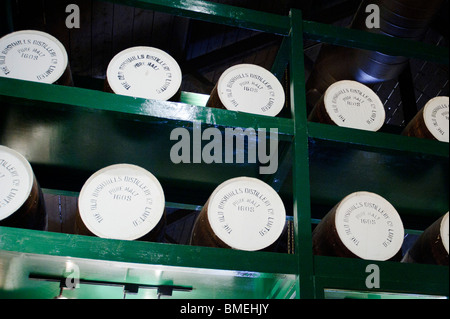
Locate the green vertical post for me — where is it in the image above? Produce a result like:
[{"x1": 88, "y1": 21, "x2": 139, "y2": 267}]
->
[
  {"x1": 271, "y1": 36, "x2": 290, "y2": 81},
  {"x1": 289, "y1": 9, "x2": 315, "y2": 299}
]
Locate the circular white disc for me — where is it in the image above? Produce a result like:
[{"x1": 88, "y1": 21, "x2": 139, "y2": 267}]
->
[
  {"x1": 323, "y1": 80, "x2": 385, "y2": 131},
  {"x1": 78, "y1": 164, "x2": 165, "y2": 240},
  {"x1": 215, "y1": 64, "x2": 285, "y2": 117},
  {"x1": 441, "y1": 212, "x2": 449, "y2": 254},
  {"x1": 0, "y1": 30, "x2": 68, "y2": 84},
  {"x1": 423, "y1": 96, "x2": 449, "y2": 143},
  {"x1": 0, "y1": 145, "x2": 34, "y2": 221},
  {"x1": 334, "y1": 191, "x2": 404, "y2": 261},
  {"x1": 207, "y1": 177, "x2": 286, "y2": 251},
  {"x1": 106, "y1": 46, "x2": 182, "y2": 101}
]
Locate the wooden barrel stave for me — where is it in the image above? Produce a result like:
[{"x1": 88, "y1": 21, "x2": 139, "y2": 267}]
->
[
  {"x1": 190, "y1": 177, "x2": 287, "y2": 252},
  {"x1": 402, "y1": 212, "x2": 449, "y2": 265},
  {"x1": 308, "y1": 80, "x2": 385, "y2": 132},
  {"x1": 0, "y1": 145, "x2": 47, "y2": 230},
  {"x1": 312, "y1": 191, "x2": 404, "y2": 261},
  {"x1": 402, "y1": 96, "x2": 449, "y2": 143}
]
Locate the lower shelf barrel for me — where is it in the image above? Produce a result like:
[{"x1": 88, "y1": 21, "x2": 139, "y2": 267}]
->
[
  {"x1": 190, "y1": 177, "x2": 286, "y2": 251},
  {"x1": 402, "y1": 212, "x2": 449, "y2": 265},
  {"x1": 308, "y1": 80, "x2": 385, "y2": 132},
  {"x1": 76, "y1": 163, "x2": 166, "y2": 242},
  {"x1": 402, "y1": 96, "x2": 449, "y2": 143},
  {"x1": 0, "y1": 145, "x2": 47, "y2": 230},
  {"x1": 312, "y1": 191, "x2": 404, "y2": 261}
]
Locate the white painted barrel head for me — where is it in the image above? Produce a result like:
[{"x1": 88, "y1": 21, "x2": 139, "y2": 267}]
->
[
  {"x1": 78, "y1": 164, "x2": 165, "y2": 240},
  {"x1": 207, "y1": 176, "x2": 286, "y2": 251},
  {"x1": 423, "y1": 96, "x2": 449, "y2": 143},
  {"x1": 334, "y1": 191, "x2": 404, "y2": 261},
  {"x1": 106, "y1": 46, "x2": 182, "y2": 101},
  {"x1": 441, "y1": 212, "x2": 449, "y2": 254},
  {"x1": 323, "y1": 80, "x2": 385, "y2": 131},
  {"x1": 0, "y1": 30, "x2": 68, "y2": 84},
  {"x1": 215, "y1": 64, "x2": 285, "y2": 117},
  {"x1": 0, "y1": 145, "x2": 34, "y2": 221}
]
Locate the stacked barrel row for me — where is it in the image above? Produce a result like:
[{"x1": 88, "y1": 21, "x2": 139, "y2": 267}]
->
[
  {"x1": 1, "y1": 145, "x2": 287, "y2": 252},
  {"x1": 1, "y1": 30, "x2": 448, "y2": 266},
  {"x1": 1, "y1": 143, "x2": 448, "y2": 265},
  {"x1": 2, "y1": 29, "x2": 448, "y2": 139}
]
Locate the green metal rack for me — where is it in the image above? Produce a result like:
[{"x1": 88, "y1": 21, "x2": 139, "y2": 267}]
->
[{"x1": 0, "y1": 0, "x2": 448, "y2": 299}]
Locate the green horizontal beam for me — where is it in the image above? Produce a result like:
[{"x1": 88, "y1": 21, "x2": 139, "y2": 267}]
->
[
  {"x1": 307, "y1": 122, "x2": 449, "y2": 159},
  {"x1": 0, "y1": 78, "x2": 294, "y2": 136},
  {"x1": 303, "y1": 20, "x2": 449, "y2": 65},
  {"x1": 0, "y1": 226, "x2": 298, "y2": 275},
  {"x1": 104, "y1": 0, "x2": 290, "y2": 35},
  {"x1": 314, "y1": 256, "x2": 449, "y2": 297}
]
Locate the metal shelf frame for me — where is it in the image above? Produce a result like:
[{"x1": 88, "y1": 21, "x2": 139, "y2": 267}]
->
[{"x1": 0, "y1": 0, "x2": 448, "y2": 299}]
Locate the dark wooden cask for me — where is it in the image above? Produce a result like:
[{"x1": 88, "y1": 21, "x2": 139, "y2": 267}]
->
[
  {"x1": 402, "y1": 212, "x2": 449, "y2": 265},
  {"x1": 402, "y1": 96, "x2": 449, "y2": 143},
  {"x1": 105, "y1": 46, "x2": 182, "y2": 102},
  {"x1": 206, "y1": 64, "x2": 285, "y2": 117},
  {"x1": 312, "y1": 191, "x2": 404, "y2": 261},
  {"x1": 308, "y1": 80, "x2": 385, "y2": 132},
  {"x1": 0, "y1": 30, "x2": 73, "y2": 86},
  {"x1": 76, "y1": 164, "x2": 166, "y2": 242},
  {"x1": 190, "y1": 177, "x2": 286, "y2": 251},
  {"x1": 0, "y1": 145, "x2": 47, "y2": 230}
]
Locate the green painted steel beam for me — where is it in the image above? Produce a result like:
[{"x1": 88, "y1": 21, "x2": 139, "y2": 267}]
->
[
  {"x1": 307, "y1": 122, "x2": 449, "y2": 159},
  {"x1": 271, "y1": 36, "x2": 290, "y2": 82},
  {"x1": 261, "y1": 141, "x2": 293, "y2": 193},
  {"x1": 289, "y1": 9, "x2": 315, "y2": 299},
  {"x1": 0, "y1": 226, "x2": 298, "y2": 276},
  {"x1": 303, "y1": 20, "x2": 449, "y2": 65},
  {"x1": 3, "y1": 0, "x2": 14, "y2": 33},
  {"x1": 0, "y1": 78, "x2": 294, "y2": 137},
  {"x1": 103, "y1": 0, "x2": 290, "y2": 35},
  {"x1": 314, "y1": 256, "x2": 449, "y2": 297}
]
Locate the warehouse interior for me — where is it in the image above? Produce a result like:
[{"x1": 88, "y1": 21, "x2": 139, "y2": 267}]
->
[
  {"x1": 0, "y1": 0, "x2": 448, "y2": 299},
  {"x1": 2, "y1": 0, "x2": 448, "y2": 124}
]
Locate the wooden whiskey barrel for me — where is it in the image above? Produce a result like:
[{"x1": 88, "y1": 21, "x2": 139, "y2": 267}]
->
[
  {"x1": 76, "y1": 164, "x2": 166, "y2": 241},
  {"x1": 402, "y1": 212, "x2": 449, "y2": 265},
  {"x1": 0, "y1": 30, "x2": 72, "y2": 86},
  {"x1": 0, "y1": 145, "x2": 46, "y2": 230},
  {"x1": 402, "y1": 96, "x2": 449, "y2": 143},
  {"x1": 312, "y1": 191, "x2": 404, "y2": 261},
  {"x1": 190, "y1": 177, "x2": 286, "y2": 251},
  {"x1": 308, "y1": 80, "x2": 385, "y2": 131},
  {"x1": 105, "y1": 46, "x2": 182, "y2": 101},
  {"x1": 206, "y1": 64, "x2": 285, "y2": 117}
]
